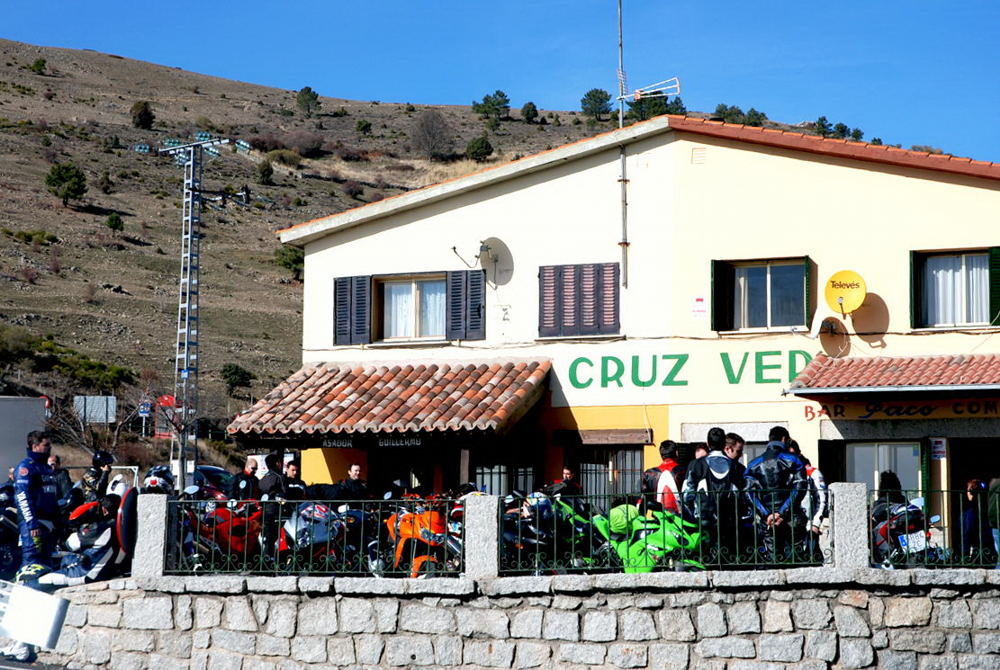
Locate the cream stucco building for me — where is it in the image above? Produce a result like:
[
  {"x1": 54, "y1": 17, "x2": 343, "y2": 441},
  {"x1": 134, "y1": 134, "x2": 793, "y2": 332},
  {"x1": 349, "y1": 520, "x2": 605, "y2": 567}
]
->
[{"x1": 229, "y1": 115, "x2": 1000, "y2": 513}]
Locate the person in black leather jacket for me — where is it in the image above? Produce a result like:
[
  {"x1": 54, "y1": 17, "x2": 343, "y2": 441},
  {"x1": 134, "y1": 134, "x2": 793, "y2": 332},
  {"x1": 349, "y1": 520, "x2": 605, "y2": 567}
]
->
[{"x1": 744, "y1": 426, "x2": 808, "y2": 562}]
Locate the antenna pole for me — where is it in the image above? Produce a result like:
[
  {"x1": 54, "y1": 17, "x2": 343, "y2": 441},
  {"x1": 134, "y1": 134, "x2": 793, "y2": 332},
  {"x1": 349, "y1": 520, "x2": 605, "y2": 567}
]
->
[{"x1": 617, "y1": 0, "x2": 629, "y2": 288}]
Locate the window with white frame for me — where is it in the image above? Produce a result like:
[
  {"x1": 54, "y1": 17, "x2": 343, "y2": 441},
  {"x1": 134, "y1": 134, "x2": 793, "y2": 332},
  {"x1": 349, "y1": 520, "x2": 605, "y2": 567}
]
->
[
  {"x1": 711, "y1": 258, "x2": 810, "y2": 331},
  {"x1": 918, "y1": 252, "x2": 989, "y2": 327},
  {"x1": 380, "y1": 277, "x2": 446, "y2": 339}
]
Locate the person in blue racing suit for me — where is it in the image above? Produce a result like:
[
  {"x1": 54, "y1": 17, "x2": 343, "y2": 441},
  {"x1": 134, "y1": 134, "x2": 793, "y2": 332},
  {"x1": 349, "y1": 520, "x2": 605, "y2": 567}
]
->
[
  {"x1": 744, "y1": 426, "x2": 808, "y2": 562},
  {"x1": 14, "y1": 430, "x2": 59, "y2": 577}
]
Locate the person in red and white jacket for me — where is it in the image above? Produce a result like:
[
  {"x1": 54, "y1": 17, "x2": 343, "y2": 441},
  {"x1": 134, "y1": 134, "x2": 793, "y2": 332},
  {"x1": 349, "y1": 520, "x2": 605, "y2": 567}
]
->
[
  {"x1": 787, "y1": 441, "x2": 828, "y2": 559},
  {"x1": 640, "y1": 440, "x2": 685, "y2": 514}
]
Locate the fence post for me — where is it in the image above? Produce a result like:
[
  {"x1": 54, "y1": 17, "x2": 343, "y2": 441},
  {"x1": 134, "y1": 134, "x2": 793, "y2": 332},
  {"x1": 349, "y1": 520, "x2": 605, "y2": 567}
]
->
[
  {"x1": 132, "y1": 493, "x2": 167, "y2": 578},
  {"x1": 830, "y1": 482, "x2": 869, "y2": 569},
  {"x1": 463, "y1": 494, "x2": 499, "y2": 579}
]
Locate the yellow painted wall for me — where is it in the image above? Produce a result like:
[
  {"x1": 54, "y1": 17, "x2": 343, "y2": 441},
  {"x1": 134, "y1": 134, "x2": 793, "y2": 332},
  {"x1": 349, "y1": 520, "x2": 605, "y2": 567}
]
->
[
  {"x1": 302, "y1": 447, "x2": 368, "y2": 485},
  {"x1": 538, "y1": 402, "x2": 669, "y2": 478}
]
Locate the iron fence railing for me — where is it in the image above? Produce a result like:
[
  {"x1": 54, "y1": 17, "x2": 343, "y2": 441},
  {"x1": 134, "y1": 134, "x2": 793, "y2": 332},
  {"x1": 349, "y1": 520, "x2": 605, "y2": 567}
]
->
[
  {"x1": 164, "y1": 496, "x2": 466, "y2": 577},
  {"x1": 869, "y1": 489, "x2": 999, "y2": 569},
  {"x1": 498, "y1": 489, "x2": 831, "y2": 575}
]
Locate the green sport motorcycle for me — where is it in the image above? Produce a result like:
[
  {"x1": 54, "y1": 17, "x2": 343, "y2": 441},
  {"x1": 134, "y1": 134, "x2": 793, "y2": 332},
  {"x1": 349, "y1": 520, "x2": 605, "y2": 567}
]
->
[{"x1": 592, "y1": 504, "x2": 704, "y2": 573}]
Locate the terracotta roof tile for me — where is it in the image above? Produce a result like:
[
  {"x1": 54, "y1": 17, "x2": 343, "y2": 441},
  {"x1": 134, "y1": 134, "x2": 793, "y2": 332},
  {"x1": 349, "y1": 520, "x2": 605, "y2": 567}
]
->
[
  {"x1": 789, "y1": 353, "x2": 1000, "y2": 392},
  {"x1": 665, "y1": 116, "x2": 1000, "y2": 182},
  {"x1": 227, "y1": 358, "x2": 551, "y2": 436}
]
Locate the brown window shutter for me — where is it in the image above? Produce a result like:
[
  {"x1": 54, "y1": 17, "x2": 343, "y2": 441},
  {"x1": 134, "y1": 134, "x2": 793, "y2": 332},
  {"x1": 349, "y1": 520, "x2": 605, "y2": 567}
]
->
[
  {"x1": 539, "y1": 265, "x2": 559, "y2": 336},
  {"x1": 599, "y1": 262, "x2": 620, "y2": 333},
  {"x1": 561, "y1": 264, "x2": 579, "y2": 333}
]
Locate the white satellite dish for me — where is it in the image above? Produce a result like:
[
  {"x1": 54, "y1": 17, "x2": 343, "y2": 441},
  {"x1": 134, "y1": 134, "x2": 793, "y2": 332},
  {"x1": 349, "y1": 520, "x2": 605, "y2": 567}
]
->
[{"x1": 478, "y1": 237, "x2": 514, "y2": 286}]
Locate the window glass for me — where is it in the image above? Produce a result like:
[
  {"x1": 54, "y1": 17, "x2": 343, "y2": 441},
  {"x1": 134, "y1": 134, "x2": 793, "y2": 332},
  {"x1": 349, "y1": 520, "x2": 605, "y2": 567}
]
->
[
  {"x1": 383, "y1": 282, "x2": 414, "y2": 338},
  {"x1": 734, "y1": 266, "x2": 767, "y2": 328},
  {"x1": 922, "y1": 253, "x2": 988, "y2": 326},
  {"x1": 733, "y1": 262, "x2": 803, "y2": 329},
  {"x1": 418, "y1": 279, "x2": 446, "y2": 337},
  {"x1": 770, "y1": 264, "x2": 805, "y2": 326}
]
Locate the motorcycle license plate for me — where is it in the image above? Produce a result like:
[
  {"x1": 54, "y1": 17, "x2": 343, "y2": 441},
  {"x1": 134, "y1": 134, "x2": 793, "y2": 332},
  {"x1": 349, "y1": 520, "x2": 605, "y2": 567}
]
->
[{"x1": 899, "y1": 531, "x2": 926, "y2": 553}]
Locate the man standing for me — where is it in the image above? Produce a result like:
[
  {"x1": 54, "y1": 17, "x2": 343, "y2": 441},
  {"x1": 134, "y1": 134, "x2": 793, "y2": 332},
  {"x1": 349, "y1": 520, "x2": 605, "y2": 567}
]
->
[
  {"x1": 258, "y1": 453, "x2": 286, "y2": 561},
  {"x1": 48, "y1": 454, "x2": 73, "y2": 502},
  {"x1": 745, "y1": 426, "x2": 808, "y2": 562},
  {"x1": 283, "y1": 460, "x2": 306, "y2": 500},
  {"x1": 640, "y1": 440, "x2": 685, "y2": 513},
  {"x1": 1, "y1": 432, "x2": 59, "y2": 662},
  {"x1": 229, "y1": 456, "x2": 260, "y2": 501},
  {"x1": 333, "y1": 463, "x2": 369, "y2": 502},
  {"x1": 14, "y1": 431, "x2": 58, "y2": 576},
  {"x1": 81, "y1": 450, "x2": 114, "y2": 503},
  {"x1": 682, "y1": 428, "x2": 746, "y2": 564}
]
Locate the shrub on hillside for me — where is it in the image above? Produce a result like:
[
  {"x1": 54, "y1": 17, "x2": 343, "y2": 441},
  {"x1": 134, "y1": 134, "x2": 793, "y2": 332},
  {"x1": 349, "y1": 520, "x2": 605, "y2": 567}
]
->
[
  {"x1": 466, "y1": 135, "x2": 494, "y2": 162},
  {"x1": 266, "y1": 149, "x2": 301, "y2": 168},
  {"x1": 284, "y1": 130, "x2": 324, "y2": 158},
  {"x1": 343, "y1": 180, "x2": 363, "y2": 199},
  {"x1": 410, "y1": 110, "x2": 454, "y2": 160},
  {"x1": 335, "y1": 145, "x2": 369, "y2": 162},
  {"x1": 130, "y1": 101, "x2": 154, "y2": 129},
  {"x1": 249, "y1": 132, "x2": 286, "y2": 152}
]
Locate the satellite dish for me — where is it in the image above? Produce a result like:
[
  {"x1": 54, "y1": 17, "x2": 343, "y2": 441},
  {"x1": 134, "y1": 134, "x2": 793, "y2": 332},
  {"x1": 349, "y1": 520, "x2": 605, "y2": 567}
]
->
[
  {"x1": 824, "y1": 270, "x2": 867, "y2": 316},
  {"x1": 478, "y1": 237, "x2": 514, "y2": 286}
]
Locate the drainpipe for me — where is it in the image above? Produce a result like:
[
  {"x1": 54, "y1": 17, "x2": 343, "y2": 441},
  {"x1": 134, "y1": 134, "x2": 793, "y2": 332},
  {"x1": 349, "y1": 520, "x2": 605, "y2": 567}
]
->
[{"x1": 617, "y1": 0, "x2": 629, "y2": 288}]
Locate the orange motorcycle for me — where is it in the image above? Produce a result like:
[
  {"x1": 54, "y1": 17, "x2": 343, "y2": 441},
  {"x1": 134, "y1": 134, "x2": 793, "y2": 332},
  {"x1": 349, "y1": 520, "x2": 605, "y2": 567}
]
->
[{"x1": 384, "y1": 494, "x2": 449, "y2": 578}]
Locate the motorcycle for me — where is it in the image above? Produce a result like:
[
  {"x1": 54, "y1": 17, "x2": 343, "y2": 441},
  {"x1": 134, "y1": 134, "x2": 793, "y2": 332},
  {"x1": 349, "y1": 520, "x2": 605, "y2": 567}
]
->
[
  {"x1": 591, "y1": 503, "x2": 703, "y2": 573},
  {"x1": 36, "y1": 487, "x2": 138, "y2": 587},
  {"x1": 178, "y1": 485, "x2": 262, "y2": 571},
  {"x1": 871, "y1": 496, "x2": 945, "y2": 568},
  {"x1": 499, "y1": 490, "x2": 595, "y2": 574},
  {"x1": 383, "y1": 494, "x2": 450, "y2": 578},
  {"x1": 277, "y1": 501, "x2": 346, "y2": 572}
]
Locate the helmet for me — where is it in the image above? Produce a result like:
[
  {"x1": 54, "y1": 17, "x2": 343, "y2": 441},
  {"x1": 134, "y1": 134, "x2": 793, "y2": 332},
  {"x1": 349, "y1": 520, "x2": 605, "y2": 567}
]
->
[
  {"x1": 92, "y1": 450, "x2": 114, "y2": 469},
  {"x1": 142, "y1": 465, "x2": 174, "y2": 494}
]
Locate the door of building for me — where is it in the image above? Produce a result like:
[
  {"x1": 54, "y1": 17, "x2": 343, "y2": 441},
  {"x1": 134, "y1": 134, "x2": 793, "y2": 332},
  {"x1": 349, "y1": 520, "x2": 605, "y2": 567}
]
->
[{"x1": 846, "y1": 442, "x2": 921, "y2": 493}]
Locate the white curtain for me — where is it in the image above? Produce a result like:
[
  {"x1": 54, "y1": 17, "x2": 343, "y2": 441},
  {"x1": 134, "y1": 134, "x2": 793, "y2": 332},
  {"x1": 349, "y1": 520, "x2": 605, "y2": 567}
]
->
[
  {"x1": 383, "y1": 283, "x2": 413, "y2": 338},
  {"x1": 924, "y1": 254, "x2": 988, "y2": 326},
  {"x1": 419, "y1": 280, "x2": 446, "y2": 337},
  {"x1": 966, "y1": 254, "x2": 989, "y2": 323}
]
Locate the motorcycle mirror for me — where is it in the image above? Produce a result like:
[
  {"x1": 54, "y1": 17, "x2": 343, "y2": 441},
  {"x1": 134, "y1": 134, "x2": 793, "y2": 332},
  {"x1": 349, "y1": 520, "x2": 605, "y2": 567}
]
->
[
  {"x1": 383, "y1": 491, "x2": 393, "y2": 500},
  {"x1": 183, "y1": 485, "x2": 199, "y2": 496},
  {"x1": 929, "y1": 515, "x2": 941, "y2": 524}
]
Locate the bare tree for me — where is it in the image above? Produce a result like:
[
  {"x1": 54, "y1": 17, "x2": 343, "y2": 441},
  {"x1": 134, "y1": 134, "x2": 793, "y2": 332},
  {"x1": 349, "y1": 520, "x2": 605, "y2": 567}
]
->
[{"x1": 411, "y1": 110, "x2": 455, "y2": 160}]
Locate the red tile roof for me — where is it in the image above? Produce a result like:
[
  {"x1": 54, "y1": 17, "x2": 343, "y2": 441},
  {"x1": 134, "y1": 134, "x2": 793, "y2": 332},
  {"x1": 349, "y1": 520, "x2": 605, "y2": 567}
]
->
[
  {"x1": 278, "y1": 115, "x2": 1000, "y2": 239},
  {"x1": 666, "y1": 116, "x2": 1000, "y2": 182},
  {"x1": 227, "y1": 359, "x2": 551, "y2": 435},
  {"x1": 788, "y1": 353, "x2": 1000, "y2": 393}
]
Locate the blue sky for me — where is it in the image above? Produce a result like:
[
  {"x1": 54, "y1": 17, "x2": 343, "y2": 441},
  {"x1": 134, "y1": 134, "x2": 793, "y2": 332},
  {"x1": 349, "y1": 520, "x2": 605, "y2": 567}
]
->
[{"x1": 5, "y1": 1, "x2": 999, "y2": 160}]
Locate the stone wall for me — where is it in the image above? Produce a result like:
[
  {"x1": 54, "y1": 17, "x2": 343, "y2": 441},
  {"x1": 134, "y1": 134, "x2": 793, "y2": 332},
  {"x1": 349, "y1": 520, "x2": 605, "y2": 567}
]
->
[
  {"x1": 28, "y1": 483, "x2": 1000, "y2": 669},
  {"x1": 42, "y1": 569, "x2": 1000, "y2": 670}
]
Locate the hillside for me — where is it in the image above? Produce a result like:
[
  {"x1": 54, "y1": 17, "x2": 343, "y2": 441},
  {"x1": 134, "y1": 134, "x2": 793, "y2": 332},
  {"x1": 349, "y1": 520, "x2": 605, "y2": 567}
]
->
[{"x1": 0, "y1": 39, "x2": 620, "y2": 422}]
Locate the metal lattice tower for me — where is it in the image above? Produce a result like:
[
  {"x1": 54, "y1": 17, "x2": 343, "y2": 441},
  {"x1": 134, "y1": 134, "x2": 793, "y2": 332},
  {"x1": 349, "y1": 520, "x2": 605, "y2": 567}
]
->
[{"x1": 157, "y1": 138, "x2": 229, "y2": 488}]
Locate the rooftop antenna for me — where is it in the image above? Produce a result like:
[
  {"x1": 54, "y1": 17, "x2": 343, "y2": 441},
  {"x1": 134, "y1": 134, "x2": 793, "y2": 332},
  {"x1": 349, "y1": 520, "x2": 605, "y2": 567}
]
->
[
  {"x1": 156, "y1": 136, "x2": 230, "y2": 490},
  {"x1": 613, "y1": 0, "x2": 681, "y2": 289}
]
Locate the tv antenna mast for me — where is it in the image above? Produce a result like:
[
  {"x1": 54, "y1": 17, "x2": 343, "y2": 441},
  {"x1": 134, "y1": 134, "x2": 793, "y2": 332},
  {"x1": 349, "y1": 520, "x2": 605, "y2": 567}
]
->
[
  {"x1": 613, "y1": 0, "x2": 680, "y2": 289},
  {"x1": 156, "y1": 135, "x2": 230, "y2": 489}
]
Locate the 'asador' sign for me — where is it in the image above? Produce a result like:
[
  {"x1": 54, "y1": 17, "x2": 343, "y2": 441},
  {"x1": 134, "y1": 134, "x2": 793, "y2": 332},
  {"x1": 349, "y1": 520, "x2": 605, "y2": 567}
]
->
[{"x1": 567, "y1": 350, "x2": 814, "y2": 389}]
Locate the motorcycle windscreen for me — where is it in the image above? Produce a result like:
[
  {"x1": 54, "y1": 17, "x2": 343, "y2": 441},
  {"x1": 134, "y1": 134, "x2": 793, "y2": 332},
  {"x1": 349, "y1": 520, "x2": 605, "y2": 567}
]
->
[
  {"x1": 0, "y1": 581, "x2": 69, "y2": 649},
  {"x1": 117, "y1": 486, "x2": 139, "y2": 557}
]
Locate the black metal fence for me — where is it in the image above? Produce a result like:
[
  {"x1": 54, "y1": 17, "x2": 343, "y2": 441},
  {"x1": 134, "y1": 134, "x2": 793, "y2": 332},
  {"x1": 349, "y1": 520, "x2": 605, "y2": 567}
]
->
[
  {"x1": 164, "y1": 496, "x2": 466, "y2": 577},
  {"x1": 869, "y1": 489, "x2": 999, "y2": 569},
  {"x1": 498, "y1": 489, "x2": 831, "y2": 575}
]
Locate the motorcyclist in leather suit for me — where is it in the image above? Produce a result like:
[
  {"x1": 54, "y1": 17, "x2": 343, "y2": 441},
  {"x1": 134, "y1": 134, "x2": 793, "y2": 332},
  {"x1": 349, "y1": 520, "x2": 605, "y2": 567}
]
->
[{"x1": 744, "y1": 426, "x2": 808, "y2": 562}]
